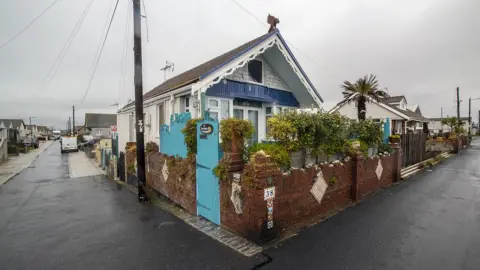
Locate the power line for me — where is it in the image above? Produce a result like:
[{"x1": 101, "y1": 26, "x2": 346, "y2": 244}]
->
[
  {"x1": 42, "y1": 0, "x2": 96, "y2": 89},
  {"x1": 0, "y1": 0, "x2": 62, "y2": 49},
  {"x1": 227, "y1": 0, "x2": 340, "y2": 80},
  {"x1": 80, "y1": 0, "x2": 120, "y2": 104}
]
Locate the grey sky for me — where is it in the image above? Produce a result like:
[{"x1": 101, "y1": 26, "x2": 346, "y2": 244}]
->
[{"x1": 1, "y1": 0, "x2": 479, "y2": 129}]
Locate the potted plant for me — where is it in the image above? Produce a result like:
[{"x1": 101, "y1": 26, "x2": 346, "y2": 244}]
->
[{"x1": 389, "y1": 134, "x2": 401, "y2": 144}]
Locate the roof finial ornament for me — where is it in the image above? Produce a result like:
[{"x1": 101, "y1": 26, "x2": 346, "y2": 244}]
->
[{"x1": 267, "y1": 14, "x2": 279, "y2": 33}]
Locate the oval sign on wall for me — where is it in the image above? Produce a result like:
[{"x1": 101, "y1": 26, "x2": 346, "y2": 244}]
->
[{"x1": 200, "y1": 123, "x2": 214, "y2": 134}]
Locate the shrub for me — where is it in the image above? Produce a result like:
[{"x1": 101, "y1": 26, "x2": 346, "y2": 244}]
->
[
  {"x1": 182, "y1": 118, "x2": 199, "y2": 156},
  {"x1": 145, "y1": 141, "x2": 159, "y2": 154},
  {"x1": 219, "y1": 118, "x2": 254, "y2": 152},
  {"x1": 248, "y1": 143, "x2": 290, "y2": 169},
  {"x1": 378, "y1": 143, "x2": 393, "y2": 154},
  {"x1": 390, "y1": 135, "x2": 401, "y2": 139},
  {"x1": 349, "y1": 119, "x2": 383, "y2": 147}
]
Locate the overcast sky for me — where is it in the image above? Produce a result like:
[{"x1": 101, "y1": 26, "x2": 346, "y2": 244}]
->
[{"x1": 1, "y1": 0, "x2": 479, "y2": 129}]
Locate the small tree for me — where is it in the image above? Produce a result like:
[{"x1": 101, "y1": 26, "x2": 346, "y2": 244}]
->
[{"x1": 441, "y1": 117, "x2": 465, "y2": 134}]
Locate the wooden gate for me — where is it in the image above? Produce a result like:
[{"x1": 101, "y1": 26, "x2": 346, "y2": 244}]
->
[{"x1": 401, "y1": 133, "x2": 427, "y2": 167}]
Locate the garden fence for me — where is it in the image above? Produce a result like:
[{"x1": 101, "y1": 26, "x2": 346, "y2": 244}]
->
[{"x1": 401, "y1": 133, "x2": 427, "y2": 167}]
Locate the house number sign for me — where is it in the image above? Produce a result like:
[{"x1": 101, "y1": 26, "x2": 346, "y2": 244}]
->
[{"x1": 199, "y1": 123, "x2": 214, "y2": 135}]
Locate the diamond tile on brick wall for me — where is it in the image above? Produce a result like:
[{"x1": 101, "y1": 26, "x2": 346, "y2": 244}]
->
[
  {"x1": 375, "y1": 159, "x2": 383, "y2": 180},
  {"x1": 310, "y1": 171, "x2": 328, "y2": 204},
  {"x1": 162, "y1": 160, "x2": 169, "y2": 182}
]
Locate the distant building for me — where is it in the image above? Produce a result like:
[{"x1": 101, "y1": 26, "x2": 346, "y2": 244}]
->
[
  {"x1": 427, "y1": 117, "x2": 470, "y2": 134},
  {"x1": 84, "y1": 113, "x2": 117, "y2": 139}
]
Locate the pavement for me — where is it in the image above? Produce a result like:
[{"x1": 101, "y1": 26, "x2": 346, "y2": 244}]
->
[
  {"x1": 0, "y1": 142, "x2": 265, "y2": 269},
  {"x1": 68, "y1": 151, "x2": 104, "y2": 178},
  {"x1": 0, "y1": 140, "x2": 53, "y2": 186},
  {"x1": 1, "y1": 139, "x2": 480, "y2": 269}
]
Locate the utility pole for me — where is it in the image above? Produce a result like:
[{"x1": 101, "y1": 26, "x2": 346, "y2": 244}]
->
[
  {"x1": 456, "y1": 87, "x2": 460, "y2": 122},
  {"x1": 68, "y1": 117, "x2": 71, "y2": 135},
  {"x1": 133, "y1": 0, "x2": 147, "y2": 201},
  {"x1": 29, "y1": 116, "x2": 35, "y2": 139},
  {"x1": 72, "y1": 106, "x2": 75, "y2": 135},
  {"x1": 440, "y1": 107, "x2": 443, "y2": 132},
  {"x1": 469, "y1": 97, "x2": 471, "y2": 135}
]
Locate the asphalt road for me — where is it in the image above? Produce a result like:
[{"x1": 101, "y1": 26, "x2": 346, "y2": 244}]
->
[
  {"x1": 2, "y1": 140, "x2": 480, "y2": 269},
  {"x1": 0, "y1": 142, "x2": 264, "y2": 269},
  {"x1": 263, "y1": 138, "x2": 480, "y2": 270}
]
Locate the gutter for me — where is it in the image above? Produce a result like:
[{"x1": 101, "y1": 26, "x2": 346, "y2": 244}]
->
[{"x1": 118, "y1": 84, "x2": 192, "y2": 114}]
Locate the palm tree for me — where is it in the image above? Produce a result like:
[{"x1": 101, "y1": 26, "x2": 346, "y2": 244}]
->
[{"x1": 339, "y1": 74, "x2": 389, "y2": 120}]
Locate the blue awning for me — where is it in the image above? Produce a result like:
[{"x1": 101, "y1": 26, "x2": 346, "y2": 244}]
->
[{"x1": 205, "y1": 80, "x2": 299, "y2": 107}]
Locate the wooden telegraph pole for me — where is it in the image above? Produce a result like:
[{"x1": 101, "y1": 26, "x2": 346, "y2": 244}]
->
[{"x1": 132, "y1": 0, "x2": 147, "y2": 201}]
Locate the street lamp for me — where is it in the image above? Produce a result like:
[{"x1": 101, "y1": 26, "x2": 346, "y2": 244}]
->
[
  {"x1": 468, "y1": 97, "x2": 480, "y2": 135},
  {"x1": 29, "y1": 116, "x2": 36, "y2": 139}
]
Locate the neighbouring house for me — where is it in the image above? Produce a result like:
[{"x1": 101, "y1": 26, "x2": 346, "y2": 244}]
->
[
  {"x1": 330, "y1": 95, "x2": 429, "y2": 134},
  {"x1": 427, "y1": 117, "x2": 470, "y2": 134},
  {"x1": 117, "y1": 29, "x2": 324, "y2": 151},
  {"x1": 75, "y1": 125, "x2": 88, "y2": 136},
  {"x1": 25, "y1": 125, "x2": 38, "y2": 136},
  {"x1": 0, "y1": 119, "x2": 27, "y2": 140},
  {"x1": 37, "y1": 125, "x2": 50, "y2": 136},
  {"x1": 85, "y1": 113, "x2": 117, "y2": 139}
]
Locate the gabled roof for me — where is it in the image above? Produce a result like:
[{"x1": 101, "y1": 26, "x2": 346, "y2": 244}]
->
[
  {"x1": 0, "y1": 119, "x2": 25, "y2": 129},
  {"x1": 384, "y1": 95, "x2": 406, "y2": 104},
  {"x1": 121, "y1": 29, "x2": 322, "y2": 110},
  {"x1": 85, "y1": 113, "x2": 116, "y2": 128},
  {"x1": 330, "y1": 94, "x2": 428, "y2": 122}
]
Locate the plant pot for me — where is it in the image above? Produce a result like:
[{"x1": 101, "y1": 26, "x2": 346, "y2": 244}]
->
[
  {"x1": 305, "y1": 149, "x2": 316, "y2": 166},
  {"x1": 389, "y1": 137, "x2": 400, "y2": 144},
  {"x1": 290, "y1": 149, "x2": 305, "y2": 168}
]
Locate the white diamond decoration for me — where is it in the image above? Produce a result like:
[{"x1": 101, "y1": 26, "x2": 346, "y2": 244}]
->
[
  {"x1": 162, "y1": 160, "x2": 169, "y2": 182},
  {"x1": 375, "y1": 159, "x2": 383, "y2": 180},
  {"x1": 310, "y1": 171, "x2": 328, "y2": 204}
]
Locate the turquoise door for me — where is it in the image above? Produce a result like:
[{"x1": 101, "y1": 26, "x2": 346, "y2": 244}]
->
[{"x1": 196, "y1": 117, "x2": 221, "y2": 225}]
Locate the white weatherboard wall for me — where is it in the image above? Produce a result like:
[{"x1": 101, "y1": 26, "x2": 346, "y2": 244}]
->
[
  {"x1": 226, "y1": 55, "x2": 290, "y2": 91},
  {"x1": 336, "y1": 102, "x2": 405, "y2": 120},
  {"x1": 117, "y1": 113, "x2": 130, "y2": 152}
]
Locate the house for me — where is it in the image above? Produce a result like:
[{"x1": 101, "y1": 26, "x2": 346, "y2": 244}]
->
[
  {"x1": 427, "y1": 117, "x2": 470, "y2": 134},
  {"x1": 330, "y1": 95, "x2": 429, "y2": 134},
  {"x1": 75, "y1": 125, "x2": 88, "y2": 136},
  {"x1": 25, "y1": 125, "x2": 38, "y2": 136},
  {"x1": 116, "y1": 29, "x2": 324, "y2": 151},
  {"x1": 37, "y1": 125, "x2": 50, "y2": 136},
  {"x1": 0, "y1": 119, "x2": 27, "y2": 140},
  {"x1": 85, "y1": 113, "x2": 117, "y2": 139}
]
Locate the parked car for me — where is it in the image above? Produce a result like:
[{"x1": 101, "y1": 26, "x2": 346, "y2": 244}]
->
[{"x1": 23, "y1": 137, "x2": 39, "y2": 148}]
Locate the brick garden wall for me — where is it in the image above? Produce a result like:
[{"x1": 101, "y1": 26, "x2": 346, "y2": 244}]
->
[
  {"x1": 146, "y1": 153, "x2": 197, "y2": 215},
  {"x1": 221, "y1": 148, "x2": 401, "y2": 244}
]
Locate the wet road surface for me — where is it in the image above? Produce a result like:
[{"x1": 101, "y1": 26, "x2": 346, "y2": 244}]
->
[
  {"x1": 2, "y1": 140, "x2": 480, "y2": 269},
  {"x1": 0, "y1": 142, "x2": 264, "y2": 269},
  {"x1": 263, "y1": 139, "x2": 480, "y2": 270}
]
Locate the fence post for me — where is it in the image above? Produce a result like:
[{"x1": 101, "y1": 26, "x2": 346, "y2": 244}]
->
[
  {"x1": 390, "y1": 143, "x2": 402, "y2": 182},
  {"x1": 351, "y1": 153, "x2": 365, "y2": 201}
]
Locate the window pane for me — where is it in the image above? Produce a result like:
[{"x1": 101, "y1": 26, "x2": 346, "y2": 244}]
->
[
  {"x1": 210, "y1": 111, "x2": 219, "y2": 119},
  {"x1": 277, "y1": 107, "x2": 282, "y2": 113},
  {"x1": 247, "y1": 110, "x2": 258, "y2": 144},
  {"x1": 221, "y1": 100, "x2": 229, "y2": 119},
  {"x1": 266, "y1": 107, "x2": 272, "y2": 115},
  {"x1": 234, "y1": 109, "x2": 244, "y2": 119},
  {"x1": 185, "y1": 97, "x2": 190, "y2": 108},
  {"x1": 209, "y1": 99, "x2": 219, "y2": 107},
  {"x1": 248, "y1": 60, "x2": 263, "y2": 83}
]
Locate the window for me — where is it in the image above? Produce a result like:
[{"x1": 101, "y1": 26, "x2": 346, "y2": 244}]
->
[
  {"x1": 158, "y1": 103, "x2": 165, "y2": 126},
  {"x1": 185, "y1": 96, "x2": 190, "y2": 112},
  {"x1": 266, "y1": 107, "x2": 272, "y2": 134},
  {"x1": 208, "y1": 98, "x2": 230, "y2": 120},
  {"x1": 248, "y1": 60, "x2": 263, "y2": 83}
]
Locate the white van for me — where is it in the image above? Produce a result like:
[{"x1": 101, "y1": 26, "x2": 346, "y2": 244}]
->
[
  {"x1": 52, "y1": 130, "x2": 61, "y2": 141},
  {"x1": 60, "y1": 136, "x2": 78, "y2": 153}
]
